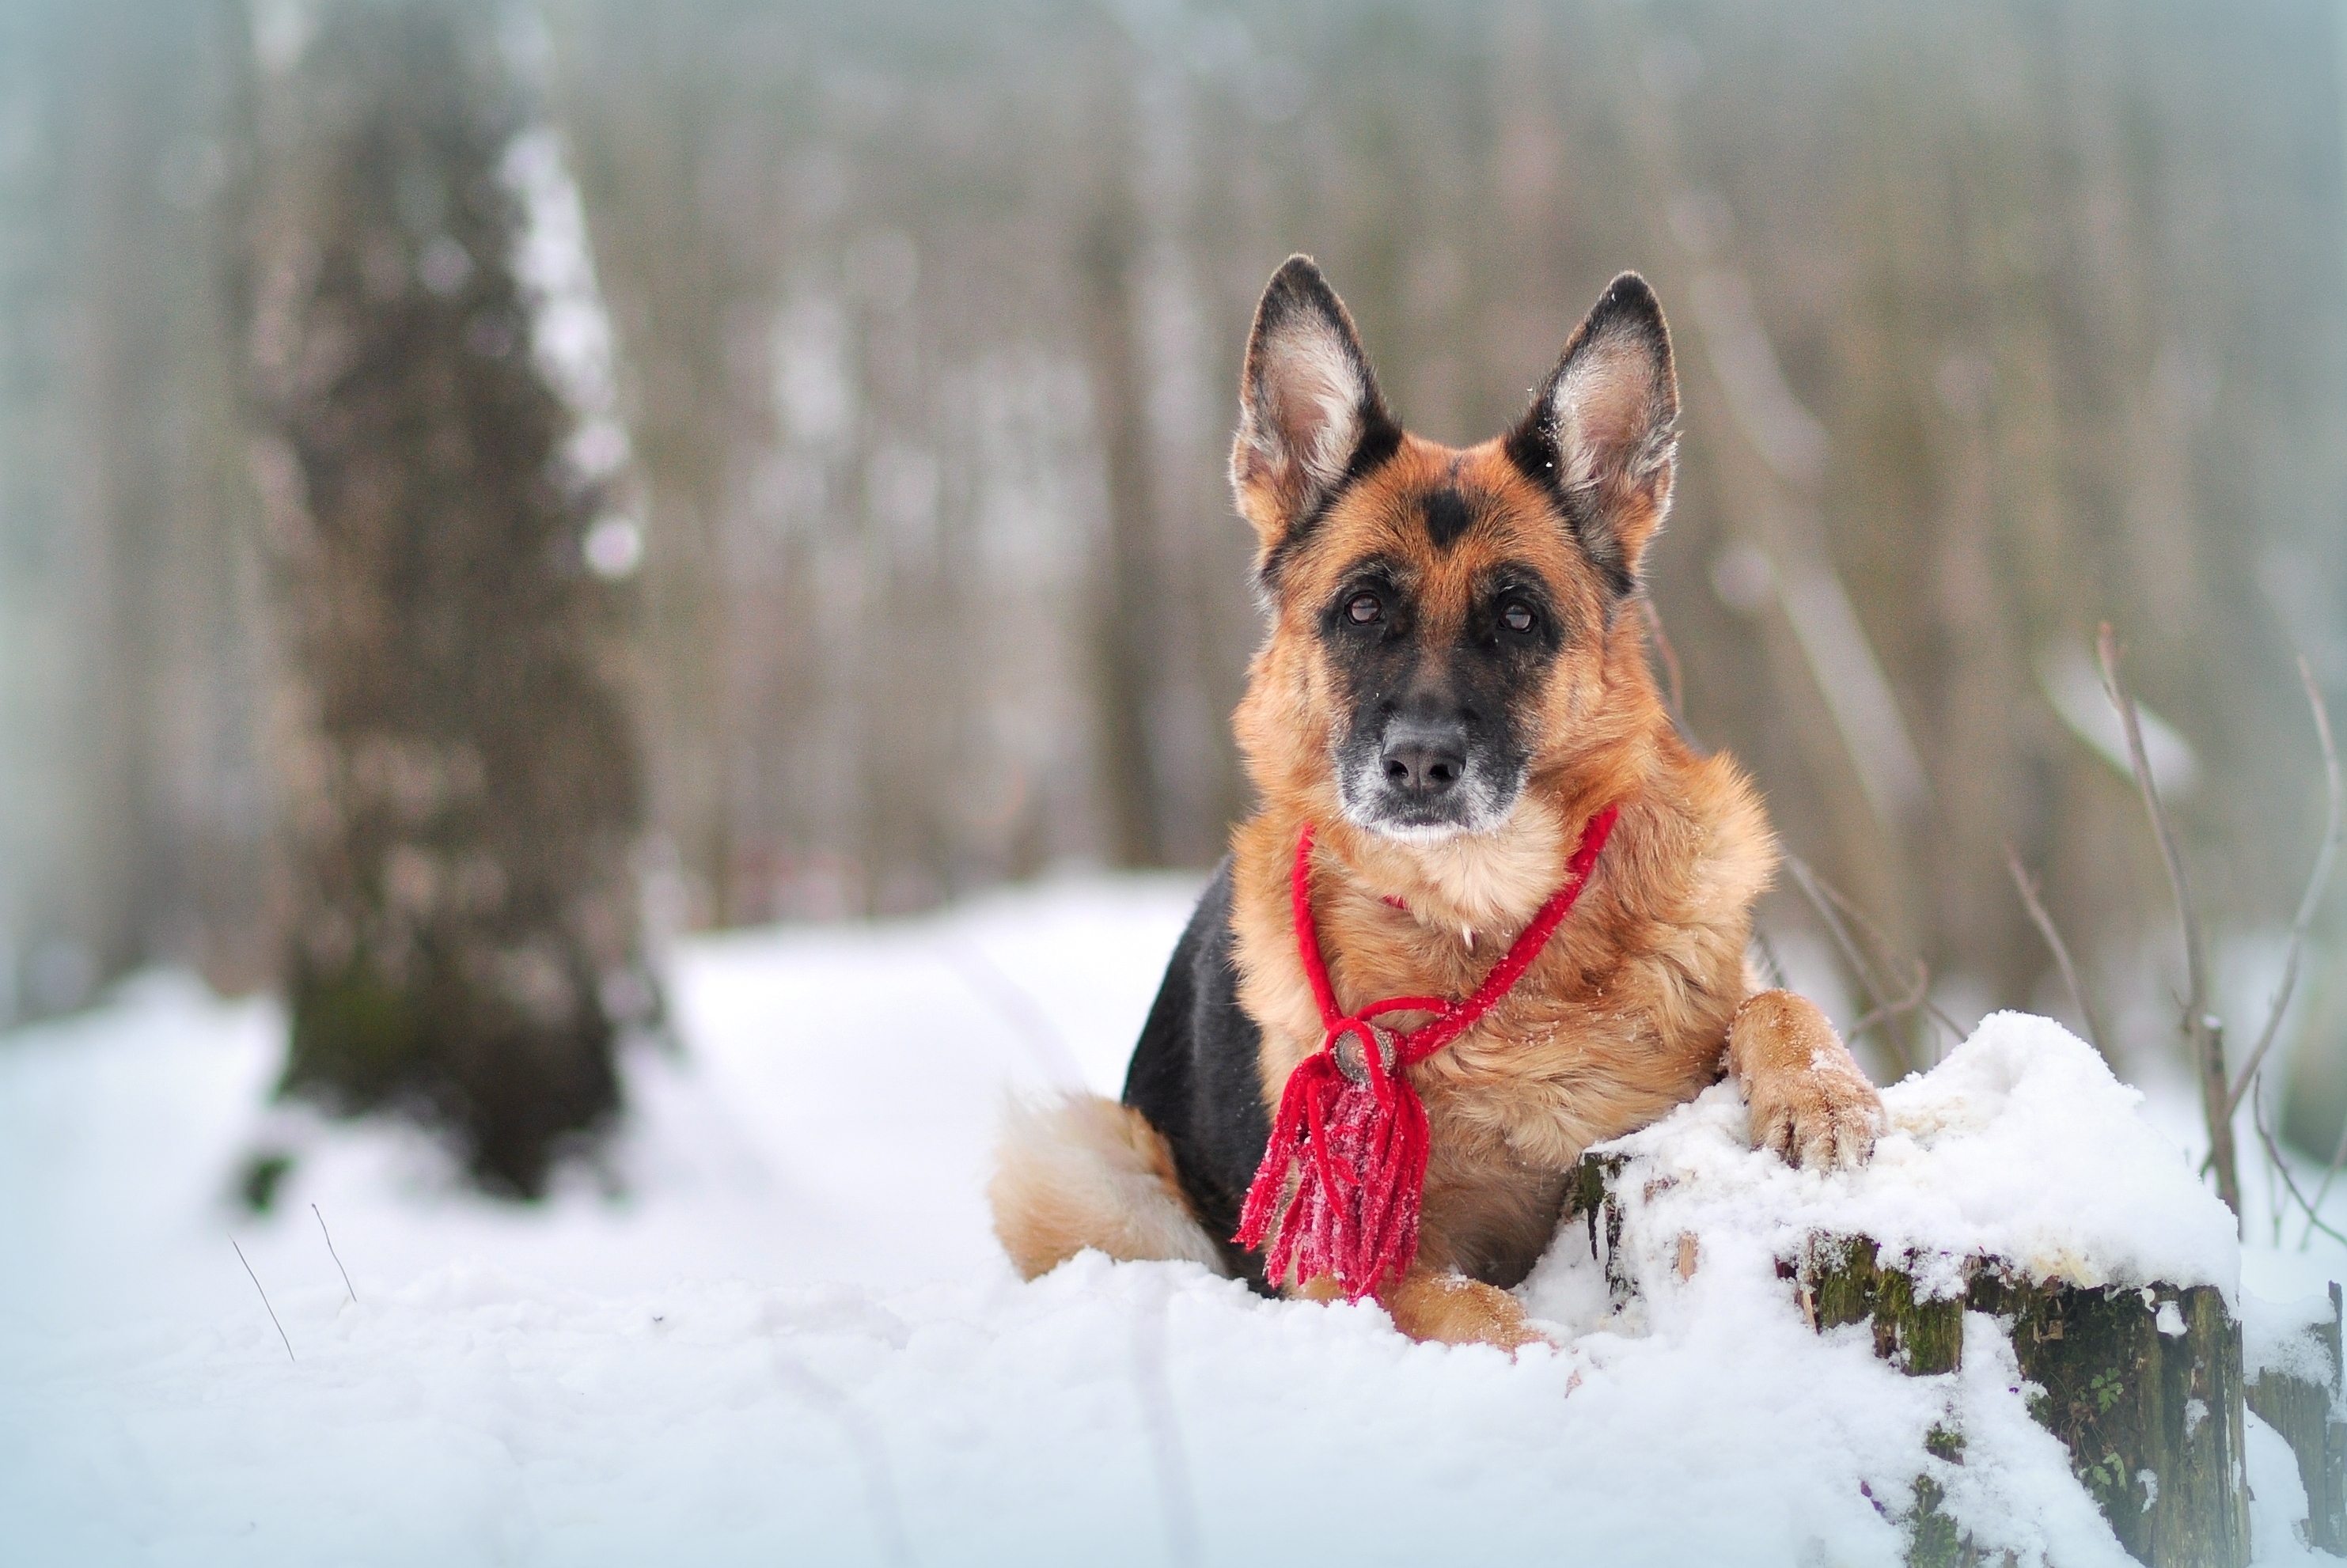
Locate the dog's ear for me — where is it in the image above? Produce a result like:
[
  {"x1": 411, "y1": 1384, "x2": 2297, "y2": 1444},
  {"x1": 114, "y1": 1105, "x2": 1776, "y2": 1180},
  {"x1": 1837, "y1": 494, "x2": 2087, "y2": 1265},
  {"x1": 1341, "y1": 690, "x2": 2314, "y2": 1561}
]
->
[
  {"x1": 1230, "y1": 256, "x2": 1399, "y2": 559},
  {"x1": 1506, "y1": 272, "x2": 1679, "y2": 597}
]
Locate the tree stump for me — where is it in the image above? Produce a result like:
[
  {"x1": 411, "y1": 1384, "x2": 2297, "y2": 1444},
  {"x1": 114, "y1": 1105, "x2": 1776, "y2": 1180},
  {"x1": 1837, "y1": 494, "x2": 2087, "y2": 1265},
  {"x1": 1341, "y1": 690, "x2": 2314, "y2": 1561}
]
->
[
  {"x1": 1564, "y1": 1153, "x2": 2344, "y2": 1566},
  {"x1": 2246, "y1": 1282, "x2": 2347, "y2": 1555},
  {"x1": 1956, "y1": 1270, "x2": 2244, "y2": 1566}
]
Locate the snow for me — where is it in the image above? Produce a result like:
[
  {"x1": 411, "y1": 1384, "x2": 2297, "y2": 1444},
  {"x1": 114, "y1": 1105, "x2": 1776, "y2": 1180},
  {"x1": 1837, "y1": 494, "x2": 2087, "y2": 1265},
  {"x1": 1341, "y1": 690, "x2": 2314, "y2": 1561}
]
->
[
  {"x1": 2, "y1": 879, "x2": 2341, "y2": 1566},
  {"x1": 1579, "y1": 1013, "x2": 2243, "y2": 1311},
  {"x1": 2246, "y1": 1289, "x2": 2342, "y2": 1385},
  {"x1": 500, "y1": 125, "x2": 632, "y2": 494},
  {"x1": 2248, "y1": 1412, "x2": 2316, "y2": 1558}
]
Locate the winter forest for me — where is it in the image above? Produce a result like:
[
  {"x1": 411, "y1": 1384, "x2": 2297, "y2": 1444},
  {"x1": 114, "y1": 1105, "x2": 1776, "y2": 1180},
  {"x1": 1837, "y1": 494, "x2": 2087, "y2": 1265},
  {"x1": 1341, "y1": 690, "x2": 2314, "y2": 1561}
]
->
[{"x1": 9, "y1": 1, "x2": 2347, "y2": 1563}]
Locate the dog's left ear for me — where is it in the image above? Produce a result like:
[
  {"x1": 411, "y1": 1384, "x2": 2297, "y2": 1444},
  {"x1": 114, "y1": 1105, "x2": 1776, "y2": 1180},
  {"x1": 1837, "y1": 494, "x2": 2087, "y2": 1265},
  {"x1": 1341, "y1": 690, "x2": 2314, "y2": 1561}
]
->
[
  {"x1": 1230, "y1": 256, "x2": 1400, "y2": 561},
  {"x1": 1506, "y1": 272, "x2": 1679, "y2": 597}
]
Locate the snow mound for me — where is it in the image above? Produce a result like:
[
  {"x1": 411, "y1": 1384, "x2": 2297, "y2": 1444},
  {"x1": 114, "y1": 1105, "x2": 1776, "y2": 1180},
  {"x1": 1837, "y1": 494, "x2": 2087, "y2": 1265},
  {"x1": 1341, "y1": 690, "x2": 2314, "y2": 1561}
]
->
[{"x1": 1578, "y1": 1011, "x2": 2242, "y2": 1309}]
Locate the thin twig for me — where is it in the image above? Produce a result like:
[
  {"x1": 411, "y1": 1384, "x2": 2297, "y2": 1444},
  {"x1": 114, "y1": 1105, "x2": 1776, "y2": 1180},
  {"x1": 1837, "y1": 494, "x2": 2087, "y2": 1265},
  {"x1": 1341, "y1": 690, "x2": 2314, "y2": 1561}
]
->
[
  {"x1": 2251, "y1": 1073, "x2": 2347, "y2": 1250},
  {"x1": 2303, "y1": 1114, "x2": 2347, "y2": 1251},
  {"x1": 1852, "y1": 956, "x2": 1933, "y2": 1040},
  {"x1": 2268, "y1": 1133, "x2": 2284, "y2": 1249},
  {"x1": 2223, "y1": 657, "x2": 2342, "y2": 1121},
  {"x1": 232, "y1": 1238, "x2": 295, "y2": 1362},
  {"x1": 2098, "y1": 623, "x2": 2239, "y2": 1222},
  {"x1": 1637, "y1": 594, "x2": 1688, "y2": 734},
  {"x1": 1784, "y1": 854, "x2": 1909, "y2": 1073},
  {"x1": 313, "y1": 1203, "x2": 357, "y2": 1304},
  {"x1": 2006, "y1": 844, "x2": 2106, "y2": 1057},
  {"x1": 1787, "y1": 854, "x2": 1966, "y2": 1048},
  {"x1": 1784, "y1": 855, "x2": 1898, "y2": 1017},
  {"x1": 1802, "y1": 864, "x2": 1967, "y2": 1041},
  {"x1": 1751, "y1": 928, "x2": 1790, "y2": 993}
]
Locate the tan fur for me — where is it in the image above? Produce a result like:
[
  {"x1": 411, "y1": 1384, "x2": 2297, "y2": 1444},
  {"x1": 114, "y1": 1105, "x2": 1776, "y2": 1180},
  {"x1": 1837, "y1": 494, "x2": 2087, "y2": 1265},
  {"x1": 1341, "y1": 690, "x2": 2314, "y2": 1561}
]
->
[
  {"x1": 989, "y1": 1095, "x2": 1226, "y2": 1278},
  {"x1": 1300, "y1": 1268, "x2": 1546, "y2": 1350}
]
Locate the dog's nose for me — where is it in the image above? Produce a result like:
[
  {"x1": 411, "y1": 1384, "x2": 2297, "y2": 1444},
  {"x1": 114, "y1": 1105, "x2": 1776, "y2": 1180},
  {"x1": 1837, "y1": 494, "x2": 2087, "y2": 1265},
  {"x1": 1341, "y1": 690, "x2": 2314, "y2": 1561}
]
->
[{"x1": 1381, "y1": 717, "x2": 1467, "y2": 798}]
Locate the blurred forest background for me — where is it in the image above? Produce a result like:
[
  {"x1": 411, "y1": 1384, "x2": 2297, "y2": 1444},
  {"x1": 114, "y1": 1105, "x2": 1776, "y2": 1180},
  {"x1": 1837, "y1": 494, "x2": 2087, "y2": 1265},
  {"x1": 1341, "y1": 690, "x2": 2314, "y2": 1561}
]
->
[{"x1": 6, "y1": 0, "x2": 2347, "y2": 1160}]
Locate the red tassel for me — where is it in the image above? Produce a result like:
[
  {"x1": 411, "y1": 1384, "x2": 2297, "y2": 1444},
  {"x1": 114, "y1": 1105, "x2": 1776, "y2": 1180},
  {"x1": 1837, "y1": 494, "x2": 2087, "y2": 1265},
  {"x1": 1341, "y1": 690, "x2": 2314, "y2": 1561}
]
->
[
  {"x1": 1234, "y1": 807, "x2": 1618, "y2": 1303},
  {"x1": 1234, "y1": 1043, "x2": 1432, "y2": 1299}
]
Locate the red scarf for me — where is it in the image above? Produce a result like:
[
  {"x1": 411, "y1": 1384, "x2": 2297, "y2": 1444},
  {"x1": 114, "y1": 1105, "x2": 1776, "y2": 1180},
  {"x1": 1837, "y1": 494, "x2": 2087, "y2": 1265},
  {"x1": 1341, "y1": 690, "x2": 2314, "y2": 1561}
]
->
[{"x1": 1234, "y1": 805, "x2": 1621, "y2": 1301}]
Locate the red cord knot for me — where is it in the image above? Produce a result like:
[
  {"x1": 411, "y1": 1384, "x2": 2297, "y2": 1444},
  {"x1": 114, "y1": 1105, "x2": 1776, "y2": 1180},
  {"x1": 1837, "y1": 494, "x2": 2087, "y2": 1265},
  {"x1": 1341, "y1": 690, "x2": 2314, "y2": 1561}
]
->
[{"x1": 1234, "y1": 805, "x2": 1621, "y2": 1302}]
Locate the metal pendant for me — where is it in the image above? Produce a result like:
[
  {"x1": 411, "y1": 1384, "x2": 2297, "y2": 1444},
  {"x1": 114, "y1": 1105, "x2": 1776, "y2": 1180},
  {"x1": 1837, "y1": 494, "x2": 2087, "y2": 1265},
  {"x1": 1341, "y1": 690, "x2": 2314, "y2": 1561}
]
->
[{"x1": 1330, "y1": 1021, "x2": 1400, "y2": 1085}]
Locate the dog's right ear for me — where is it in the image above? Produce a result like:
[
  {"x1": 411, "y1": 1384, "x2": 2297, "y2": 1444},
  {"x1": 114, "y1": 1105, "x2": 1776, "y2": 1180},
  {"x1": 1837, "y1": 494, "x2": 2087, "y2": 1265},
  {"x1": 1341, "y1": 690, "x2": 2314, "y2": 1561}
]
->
[
  {"x1": 1504, "y1": 273, "x2": 1678, "y2": 599},
  {"x1": 1229, "y1": 256, "x2": 1399, "y2": 562}
]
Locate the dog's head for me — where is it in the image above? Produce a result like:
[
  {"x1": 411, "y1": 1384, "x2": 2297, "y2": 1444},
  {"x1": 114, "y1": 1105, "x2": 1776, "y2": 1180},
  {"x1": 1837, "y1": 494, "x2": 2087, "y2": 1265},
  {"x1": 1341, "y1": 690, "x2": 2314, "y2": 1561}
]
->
[{"x1": 1230, "y1": 256, "x2": 1678, "y2": 843}]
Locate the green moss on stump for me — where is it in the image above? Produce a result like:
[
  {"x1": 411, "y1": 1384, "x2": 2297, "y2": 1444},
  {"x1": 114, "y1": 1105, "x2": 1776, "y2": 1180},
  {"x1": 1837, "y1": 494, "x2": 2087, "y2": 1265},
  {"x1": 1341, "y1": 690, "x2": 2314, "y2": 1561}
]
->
[
  {"x1": 1792, "y1": 1237, "x2": 1965, "y2": 1376},
  {"x1": 1968, "y1": 1274, "x2": 2247, "y2": 1566},
  {"x1": 282, "y1": 959, "x2": 427, "y2": 1112}
]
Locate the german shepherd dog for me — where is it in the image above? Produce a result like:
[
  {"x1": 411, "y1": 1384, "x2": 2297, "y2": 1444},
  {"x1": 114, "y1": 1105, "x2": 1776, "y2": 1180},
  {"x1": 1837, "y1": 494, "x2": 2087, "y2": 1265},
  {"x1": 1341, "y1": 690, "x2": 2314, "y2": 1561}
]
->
[{"x1": 991, "y1": 258, "x2": 1883, "y2": 1350}]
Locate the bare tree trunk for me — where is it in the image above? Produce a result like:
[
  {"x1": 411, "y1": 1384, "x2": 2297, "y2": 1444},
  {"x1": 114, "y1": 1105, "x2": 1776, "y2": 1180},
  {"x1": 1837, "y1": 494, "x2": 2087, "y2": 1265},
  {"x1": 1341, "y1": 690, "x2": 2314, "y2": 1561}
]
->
[{"x1": 247, "y1": 0, "x2": 649, "y2": 1197}]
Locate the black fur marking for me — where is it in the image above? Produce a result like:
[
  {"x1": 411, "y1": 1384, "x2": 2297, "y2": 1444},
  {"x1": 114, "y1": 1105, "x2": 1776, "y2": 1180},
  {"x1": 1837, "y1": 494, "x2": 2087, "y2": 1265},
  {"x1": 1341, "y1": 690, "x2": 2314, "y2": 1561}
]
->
[
  {"x1": 1566, "y1": 492, "x2": 1636, "y2": 600},
  {"x1": 1501, "y1": 416, "x2": 1565, "y2": 501},
  {"x1": 1120, "y1": 858, "x2": 1274, "y2": 1289},
  {"x1": 1422, "y1": 487, "x2": 1474, "y2": 551},
  {"x1": 1317, "y1": 555, "x2": 1562, "y2": 835}
]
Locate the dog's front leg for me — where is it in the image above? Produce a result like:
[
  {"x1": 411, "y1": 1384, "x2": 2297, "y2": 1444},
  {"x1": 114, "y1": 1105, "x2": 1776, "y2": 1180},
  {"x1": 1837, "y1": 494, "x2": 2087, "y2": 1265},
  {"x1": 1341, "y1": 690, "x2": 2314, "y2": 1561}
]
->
[
  {"x1": 1296, "y1": 1269, "x2": 1549, "y2": 1350},
  {"x1": 1727, "y1": 989, "x2": 1885, "y2": 1170}
]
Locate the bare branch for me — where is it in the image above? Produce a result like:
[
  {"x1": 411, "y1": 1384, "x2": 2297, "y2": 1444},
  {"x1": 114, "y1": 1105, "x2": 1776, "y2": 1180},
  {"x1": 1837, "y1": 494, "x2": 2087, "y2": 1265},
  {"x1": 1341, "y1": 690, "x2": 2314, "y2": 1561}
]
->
[
  {"x1": 1784, "y1": 853, "x2": 1909, "y2": 1073},
  {"x1": 2006, "y1": 844, "x2": 2106, "y2": 1057},
  {"x1": 2096, "y1": 626, "x2": 2211, "y2": 1017},
  {"x1": 313, "y1": 1203, "x2": 356, "y2": 1304},
  {"x1": 1796, "y1": 858, "x2": 1967, "y2": 1046},
  {"x1": 2222, "y1": 657, "x2": 2342, "y2": 1121},
  {"x1": 1852, "y1": 955, "x2": 1932, "y2": 1039},
  {"x1": 1637, "y1": 593, "x2": 1688, "y2": 734},
  {"x1": 2302, "y1": 1115, "x2": 2347, "y2": 1251},
  {"x1": 2098, "y1": 623, "x2": 2238, "y2": 1221},
  {"x1": 2250, "y1": 1073, "x2": 2347, "y2": 1251}
]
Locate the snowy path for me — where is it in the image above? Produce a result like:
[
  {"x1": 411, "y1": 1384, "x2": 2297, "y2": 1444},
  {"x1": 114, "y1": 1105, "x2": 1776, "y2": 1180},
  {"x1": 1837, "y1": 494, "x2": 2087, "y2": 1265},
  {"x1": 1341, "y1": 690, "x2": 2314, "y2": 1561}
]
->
[{"x1": 1, "y1": 876, "x2": 2341, "y2": 1566}]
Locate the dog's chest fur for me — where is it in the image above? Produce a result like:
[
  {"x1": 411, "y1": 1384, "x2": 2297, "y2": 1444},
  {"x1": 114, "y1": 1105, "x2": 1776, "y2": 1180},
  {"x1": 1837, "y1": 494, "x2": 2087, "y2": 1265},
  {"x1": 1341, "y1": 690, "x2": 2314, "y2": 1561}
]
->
[{"x1": 1226, "y1": 768, "x2": 1767, "y2": 1287}]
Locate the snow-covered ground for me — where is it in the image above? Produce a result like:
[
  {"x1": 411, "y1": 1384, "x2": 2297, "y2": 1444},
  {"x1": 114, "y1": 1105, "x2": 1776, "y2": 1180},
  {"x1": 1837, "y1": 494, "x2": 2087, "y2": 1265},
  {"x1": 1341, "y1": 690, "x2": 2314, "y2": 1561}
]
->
[{"x1": 3, "y1": 874, "x2": 2343, "y2": 1566}]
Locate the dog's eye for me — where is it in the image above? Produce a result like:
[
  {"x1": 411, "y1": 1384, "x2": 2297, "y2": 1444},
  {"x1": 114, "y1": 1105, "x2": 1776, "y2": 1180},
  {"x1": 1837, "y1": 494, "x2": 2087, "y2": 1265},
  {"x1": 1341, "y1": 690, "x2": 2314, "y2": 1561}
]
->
[
  {"x1": 1347, "y1": 593, "x2": 1382, "y2": 625},
  {"x1": 1501, "y1": 603, "x2": 1536, "y2": 634}
]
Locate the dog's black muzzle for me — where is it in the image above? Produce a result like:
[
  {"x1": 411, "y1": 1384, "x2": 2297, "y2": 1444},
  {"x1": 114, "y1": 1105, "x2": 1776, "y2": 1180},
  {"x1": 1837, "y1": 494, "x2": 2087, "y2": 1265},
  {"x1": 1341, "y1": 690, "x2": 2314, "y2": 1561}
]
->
[{"x1": 1340, "y1": 698, "x2": 1522, "y2": 839}]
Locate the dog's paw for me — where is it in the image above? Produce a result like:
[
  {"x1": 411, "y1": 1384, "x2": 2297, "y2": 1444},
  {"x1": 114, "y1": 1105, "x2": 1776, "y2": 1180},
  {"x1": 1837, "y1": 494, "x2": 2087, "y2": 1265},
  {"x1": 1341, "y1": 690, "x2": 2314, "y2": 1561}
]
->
[
  {"x1": 1748, "y1": 1061, "x2": 1883, "y2": 1170},
  {"x1": 1730, "y1": 990, "x2": 1885, "y2": 1171},
  {"x1": 1379, "y1": 1271, "x2": 1554, "y2": 1353}
]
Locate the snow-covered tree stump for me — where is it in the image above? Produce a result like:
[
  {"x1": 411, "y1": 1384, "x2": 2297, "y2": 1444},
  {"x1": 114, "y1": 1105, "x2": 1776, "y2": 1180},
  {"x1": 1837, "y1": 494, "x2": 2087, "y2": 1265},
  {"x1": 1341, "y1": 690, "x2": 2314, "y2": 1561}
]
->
[
  {"x1": 2245, "y1": 1282, "x2": 2346, "y2": 1555},
  {"x1": 1552, "y1": 1015, "x2": 2340, "y2": 1566}
]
